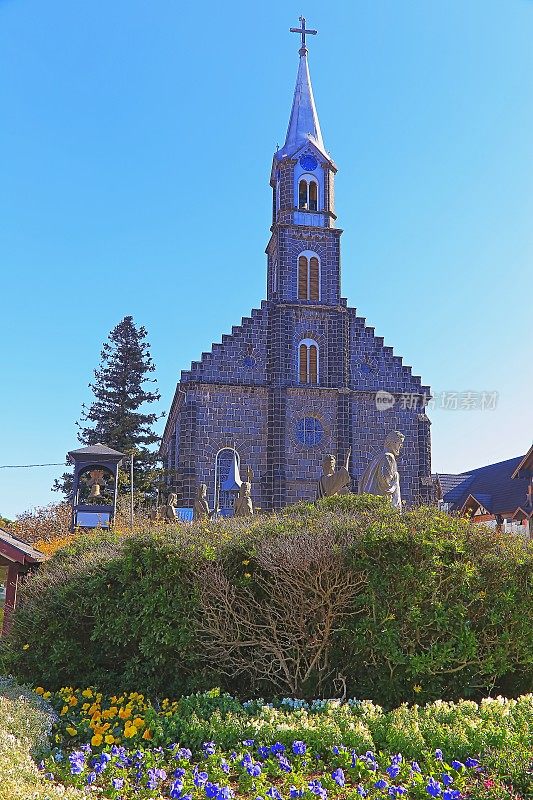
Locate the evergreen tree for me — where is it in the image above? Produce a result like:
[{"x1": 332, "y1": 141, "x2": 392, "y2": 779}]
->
[{"x1": 54, "y1": 316, "x2": 163, "y2": 499}]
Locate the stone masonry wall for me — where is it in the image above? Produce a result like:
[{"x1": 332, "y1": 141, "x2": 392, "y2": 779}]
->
[
  {"x1": 274, "y1": 226, "x2": 342, "y2": 305},
  {"x1": 174, "y1": 384, "x2": 269, "y2": 510}
]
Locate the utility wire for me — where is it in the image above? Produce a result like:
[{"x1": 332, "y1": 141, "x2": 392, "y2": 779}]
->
[{"x1": 0, "y1": 463, "x2": 67, "y2": 469}]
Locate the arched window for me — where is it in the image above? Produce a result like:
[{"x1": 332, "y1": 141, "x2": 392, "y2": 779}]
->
[
  {"x1": 298, "y1": 176, "x2": 319, "y2": 211},
  {"x1": 298, "y1": 339, "x2": 319, "y2": 385},
  {"x1": 308, "y1": 180, "x2": 318, "y2": 210},
  {"x1": 214, "y1": 448, "x2": 240, "y2": 514},
  {"x1": 297, "y1": 253, "x2": 320, "y2": 301}
]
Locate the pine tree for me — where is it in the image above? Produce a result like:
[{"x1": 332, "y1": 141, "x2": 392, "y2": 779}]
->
[{"x1": 54, "y1": 316, "x2": 163, "y2": 499}]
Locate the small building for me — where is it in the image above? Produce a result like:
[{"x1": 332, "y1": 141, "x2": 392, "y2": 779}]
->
[
  {"x1": 434, "y1": 450, "x2": 533, "y2": 535},
  {"x1": 0, "y1": 527, "x2": 46, "y2": 635},
  {"x1": 511, "y1": 444, "x2": 533, "y2": 536}
]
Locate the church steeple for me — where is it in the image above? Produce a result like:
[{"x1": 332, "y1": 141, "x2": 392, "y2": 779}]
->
[
  {"x1": 278, "y1": 18, "x2": 326, "y2": 161},
  {"x1": 267, "y1": 17, "x2": 341, "y2": 306}
]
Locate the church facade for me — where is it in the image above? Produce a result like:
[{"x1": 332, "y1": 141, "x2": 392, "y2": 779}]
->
[{"x1": 161, "y1": 26, "x2": 433, "y2": 513}]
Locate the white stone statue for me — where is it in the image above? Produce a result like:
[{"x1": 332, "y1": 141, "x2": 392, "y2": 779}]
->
[
  {"x1": 162, "y1": 492, "x2": 178, "y2": 523},
  {"x1": 234, "y1": 481, "x2": 254, "y2": 517},
  {"x1": 358, "y1": 431, "x2": 405, "y2": 510},
  {"x1": 193, "y1": 483, "x2": 219, "y2": 521},
  {"x1": 316, "y1": 449, "x2": 351, "y2": 501}
]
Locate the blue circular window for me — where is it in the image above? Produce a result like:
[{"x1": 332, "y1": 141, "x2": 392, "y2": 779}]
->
[
  {"x1": 296, "y1": 417, "x2": 323, "y2": 446},
  {"x1": 299, "y1": 154, "x2": 318, "y2": 171}
]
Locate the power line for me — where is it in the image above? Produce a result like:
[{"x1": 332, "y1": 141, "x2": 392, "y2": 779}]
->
[{"x1": 0, "y1": 463, "x2": 66, "y2": 469}]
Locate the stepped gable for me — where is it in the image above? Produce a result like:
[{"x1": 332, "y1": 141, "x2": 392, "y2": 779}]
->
[
  {"x1": 348, "y1": 308, "x2": 429, "y2": 395},
  {"x1": 180, "y1": 303, "x2": 269, "y2": 386}
]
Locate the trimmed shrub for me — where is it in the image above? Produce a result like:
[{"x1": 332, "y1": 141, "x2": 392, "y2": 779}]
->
[{"x1": 3, "y1": 502, "x2": 533, "y2": 706}]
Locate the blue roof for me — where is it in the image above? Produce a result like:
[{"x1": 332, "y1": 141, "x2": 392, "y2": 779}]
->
[{"x1": 435, "y1": 455, "x2": 529, "y2": 515}]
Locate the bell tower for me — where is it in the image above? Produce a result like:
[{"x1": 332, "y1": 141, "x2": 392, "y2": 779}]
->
[{"x1": 266, "y1": 17, "x2": 342, "y2": 306}]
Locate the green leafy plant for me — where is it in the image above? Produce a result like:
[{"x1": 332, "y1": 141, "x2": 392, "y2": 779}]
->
[{"x1": 3, "y1": 504, "x2": 532, "y2": 705}]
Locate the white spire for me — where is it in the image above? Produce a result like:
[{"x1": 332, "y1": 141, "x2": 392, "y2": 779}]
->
[
  {"x1": 278, "y1": 19, "x2": 327, "y2": 160},
  {"x1": 282, "y1": 51, "x2": 325, "y2": 158}
]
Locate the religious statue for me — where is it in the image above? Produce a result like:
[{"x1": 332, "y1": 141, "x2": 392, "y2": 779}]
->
[
  {"x1": 234, "y1": 481, "x2": 254, "y2": 517},
  {"x1": 193, "y1": 483, "x2": 218, "y2": 521},
  {"x1": 316, "y1": 449, "x2": 352, "y2": 501},
  {"x1": 161, "y1": 492, "x2": 178, "y2": 523},
  {"x1": 358, "y1": 431, "x2": 405, "y2": 510}
]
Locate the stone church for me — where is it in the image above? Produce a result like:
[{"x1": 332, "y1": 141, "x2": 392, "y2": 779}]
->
[{"x1": 161, "y1": 22, "x2": 432, "y2": 513}]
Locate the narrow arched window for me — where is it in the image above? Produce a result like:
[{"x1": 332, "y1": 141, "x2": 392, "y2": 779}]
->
[
  {"x1": 299, "y1": 180, "x2": 308, "y2": 209},
  {"x1": 214, "y1": 448, "x2": 240, "y2": 515},
  {"x1": 309, "y1": 257, "x2": 319, "y2": 301},
  {"x1": 299, "y1": 343, "x2": 308, "y2": 383},
  {"x1": 298, "y1": 256, "x2": 308, "y2": 300},
  {"x1": 298, "y1": 339, "x2": 319, "y2": 385},
  {"x1": 298, "y1": 177, "x2": 319, "y2": 210},
  {"x1": 309, "y1": 181, "x2": 318, "y2": 211},
  {"x1": 297, "y1": 252, "x2": 320, "y2": 301},
  {"x1": 309, "y1": 344, "x2": 318, "y2": 384}
]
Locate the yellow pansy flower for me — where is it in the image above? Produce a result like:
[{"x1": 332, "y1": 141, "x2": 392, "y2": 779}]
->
[
  {"x1": 124, "y1": 725, "x2": 136, "y2": 738},
  {"x1": 22, "y1": 644, "x2": 30, "y2": 650},
  {"x1": 66, "y1": 726, "x2": 77, "y2": 737},
  {"x1": 105, "y1": 734, "x2": 115, "y2": 745},
  {"x1": 133, "y1": 717, "x2": 144, "y2": 729},
  {"x1": 142, "y1": 728, "x2": 153, "y2": 740},
  {"x1": 82, "y1": 688, "x2": 93, "y2": 698},
  {"x1": 34, "y1": 687, "x2": 45, "y2": 695},
  {"x1": 69, "y1": 696, "x2": 78, "y2": 707},
  {"x1": 43, "y1": 691, "x2": 52, "y2": 700},
  {"x1": 91, "y1": 733, "x2": 103, "y2": 747},
  {"x1": 60, "y1": 705, "x2": 69, "y2": 716}
]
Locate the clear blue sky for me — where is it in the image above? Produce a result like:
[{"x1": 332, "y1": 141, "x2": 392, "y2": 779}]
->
[{"x1": 1, "y1": 0, "x2": 532, "y2": 519}]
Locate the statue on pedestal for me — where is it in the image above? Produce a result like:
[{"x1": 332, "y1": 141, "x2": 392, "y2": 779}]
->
[
  {"x1": 358, "y1": 431, "x2": 405, "y2": 510},
  {"x1": 316, "y1": 449, "x2": 352, "y2": 501}
]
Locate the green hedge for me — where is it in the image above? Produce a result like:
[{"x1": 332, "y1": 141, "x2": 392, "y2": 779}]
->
[{"x1": 3, "y1": 498, "x2": 533, "y2": 706}]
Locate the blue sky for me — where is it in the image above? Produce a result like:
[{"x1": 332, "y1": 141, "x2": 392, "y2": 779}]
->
[{"x1": 1, "y1": 0, "x2": 532, "y2": 519}]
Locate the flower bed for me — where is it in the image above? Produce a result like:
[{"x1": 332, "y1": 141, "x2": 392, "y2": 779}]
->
[
  {"x1": 41, "y1": 738, "x2": 516, "y2": 800},
  {"x1": 40, "y1": 687, "x2": 533, "y2": 764},
  {"x1": 30, "y1": 687, "x2": 532, "y2": 799}
]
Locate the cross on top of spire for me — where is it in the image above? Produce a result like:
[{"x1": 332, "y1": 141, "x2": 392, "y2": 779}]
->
[{"x1": 290, "y1": 16, "x2": 317, "y2": 55}]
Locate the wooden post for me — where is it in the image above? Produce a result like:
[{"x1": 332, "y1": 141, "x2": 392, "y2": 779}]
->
[
  {"x1": 2, "y1": 564, "x2": 19, "y2": 636},
  {"x1": 130, "y1": 453, "x2": 134, "y2": 531}
]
